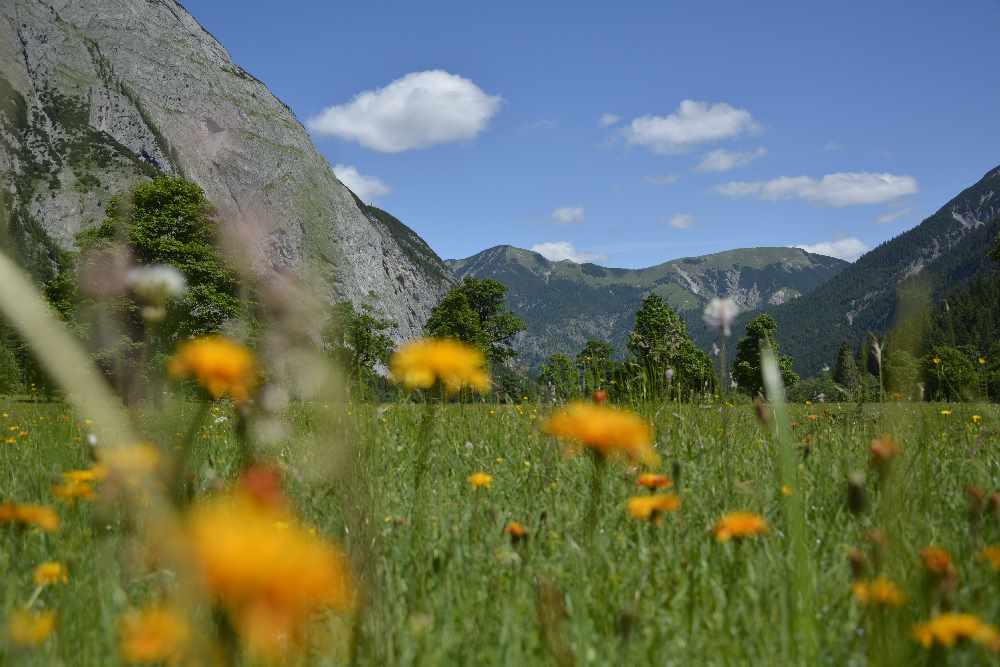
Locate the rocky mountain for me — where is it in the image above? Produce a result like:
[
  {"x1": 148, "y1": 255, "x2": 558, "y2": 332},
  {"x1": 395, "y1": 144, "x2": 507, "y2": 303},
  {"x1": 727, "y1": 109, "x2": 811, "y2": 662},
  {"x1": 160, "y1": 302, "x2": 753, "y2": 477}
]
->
[
  {"x1": 448, "y1": 246, "x2": 847, "y2": 367},
  {"x1": 761, "y1": 164, "x2": 1000, "y2": 375},
  {"x1": 0, "y1": 0, "x2": 453, "y2": 338}
]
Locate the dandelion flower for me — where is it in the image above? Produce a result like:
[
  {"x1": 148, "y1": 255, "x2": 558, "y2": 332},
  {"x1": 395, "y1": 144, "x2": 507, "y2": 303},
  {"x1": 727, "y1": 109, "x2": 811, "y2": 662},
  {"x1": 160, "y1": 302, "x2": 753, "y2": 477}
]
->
[
  {"x1": 187, "y1": 492, "x2": 353, "y2": 658},
  {"x1": 389, "y1": 338, "x2": 490, "y2": 394},
  {"x1": 932, "y1": 356, "x2": 941, "y2": 365},
  {"x1": 119, "y1": 606, "x2": 190, "y2": 664},
  {"x1": 467, "y1": 472, "x2": 493, "y2": 489},
  {"x1": 713, "y1": 512, "x2": 768, "y2": 542},
  {"x1": 912, "y1": 613, "x2": 999, "y2": 649},
  {"x1": 971, "y1": 414, "x2": 982, "y2": 425},
  {"x1": 168, "y1": 336, "x2": 257, "y2": 404},
  {"x1": 636, "y1": 473, "x2": 672, "y2": 490},
  {"x1": 979, "y1": 356, "x2": 987, "y2": 365},
  {"x1": 939, "y1": 409, "x2": 952, "y2": 416},
  {"x1": 33, "y1": 562, "x2": 68, "y2": 586},
  {"x1": 0, "y1": 503, "x2": 59, "y2": 532},
  {"x1": 978, "y1": 546, "x2": 1000, "y2": 571},
  {"x1": 52, "y1": 479, "x2": 96, "y2": 503},
  {"x1": 542, "y1": 402, "x2": 658, "y2": 467},
  {"x1": 702, "y1": 297, "x2": 739, "y2": 337},
  {"x1": 781, "y1": 484, "x2": 793, "y2": 497},
  {"x1": 61, "y1": 466, "x2": 108, "y2": 484},
  {"x1": 920, "y1": 546, "x2": 956, "y2": 578},
  {"x1": 627, "y1": 494, "x2": 681, "y2": 522},
  {"x1": 7, "y1": 610, "x2": 56, "y2": 646},
  {"x1": 852, "y1": 577, "x2": 907, "y2": 607}
]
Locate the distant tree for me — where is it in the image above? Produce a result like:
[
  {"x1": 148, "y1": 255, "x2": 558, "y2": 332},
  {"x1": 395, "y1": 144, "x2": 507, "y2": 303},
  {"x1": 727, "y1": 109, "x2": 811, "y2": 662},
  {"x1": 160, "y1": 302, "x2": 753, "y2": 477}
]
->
[
  {"x1": 833, "y1": 341, "x2": 860, "y2": 392},
  {"x1": 323, "y1": 300, "x2": 396, "y2": 389},
  {"x1": 627, "y1": 294, "x2": 714, "y2": 398},
  {"x1": 732, "y1": 314, "x2": 798, "y2": 396},
  {"x1": 78, "y1": 176, "x2": 241, "y2": 343},
  {"x1": 539, "y1": 353, "x2": 578, "y2": 401},
  {"x1": 425, "y1": 278, "x2": 524, "y2": 364},
  {"x1": 923, "y1": 345, "x2": 978, "y2": 401},
  {"x1": 576, "y1": 339, "x2": 614, "y2": 394}
]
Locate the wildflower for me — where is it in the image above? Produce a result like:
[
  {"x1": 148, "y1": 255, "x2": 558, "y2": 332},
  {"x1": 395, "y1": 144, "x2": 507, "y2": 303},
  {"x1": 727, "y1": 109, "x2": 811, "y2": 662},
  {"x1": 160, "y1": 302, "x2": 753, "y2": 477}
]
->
[
  {"x1": 61, "y1": 466, "x2": 108, "y2": 484},
  {"x1": 467, "y1": 472, "x2": 493, "y2": 489},
  {"x1": 636, "y1": 473, "x2": 672, "y2": 490},
  {"x1": 852, "y1": 577, "x2": 907, "y2": 607},
  {"x1": 7, "y1": 610, "x2": 56, "y2": 646},
  {"x1": 932, "y1": 356, "x2": 941, "y2": 365},
  {"x1": 979, "y1": 356, "x2": 987, "y2": 365},
  {"x1": 119, "y1": 606, "x2": 191, "y2": 664},
  {"x1": 940, "y1": 409, "x2": 952, "y2": 416},
  {"x1": 0, "y1": 503, "x2": 59, "y2": 532},
  {"x1": 4, "y1": 437, "x2": 15, "y2": 445},
  {"x1": 52, "y1": 479, "x2": 96, "y2": 503},
  {"x1": 592, "y1": 389, "x2": 608, "y2": 404},
  {"x1": 781, "y1": 484, "x2": 793, "y2": 497},
  {"x1": 542, "y1": 402, "x2": 658, "y2": 467},
  {"x1": 127, "y1": 264, "x2": 187, "y2": 322},
  {"x1": 168, "y1": 336, "x2": 257, "y2": 404},
  {"x1": 912, "y1": 613, "x2": 999, "y2": 649},
  {"x1": 971, "y1": 414, "x2": 982, "y2": 425},
  {"x1": 627, "y1": 494, "x2": 681, "y2": 522},
  {"x1": 389, "y1": 338, "x2": 490, "y2": 394},
  {"x1": 713, "y1": 512, "x2": 768, "y2": 542},
  {"x1": 869, "y1": 434, "x2": 900, "y2": 467},
  {"x1": 33, "y1": 562, "x2": 68, "y2": 586},
  {"x1": 186, "y1": 492, "x2": 353, "y2": 657},
  {"x1": 979, "y1": 546, "x2": 1000, "y2": 571},
  {"x1": 702, "y1": 297, "x2": 739, "y2": 337},
  {"x1": 920, "y1": 546, "x2": 956, "y2": 579},
  {"x1": 504, "y1": 521, "x2": 528, "y2": 544}
]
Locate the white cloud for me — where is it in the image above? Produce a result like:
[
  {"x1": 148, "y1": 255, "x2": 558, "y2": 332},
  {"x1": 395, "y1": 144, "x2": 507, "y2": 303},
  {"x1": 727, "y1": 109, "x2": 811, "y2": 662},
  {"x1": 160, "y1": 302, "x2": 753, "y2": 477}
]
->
[
  {"x1": 599, "y1": 113, "x2": 621, "y2": 127},
  {"x1": 875, "y1": 207, "x2": 911, "y2": 224},
  {"x1": 551, "y1": 206, "x2": 585, "y2": 224},
  {"x1": 531, "y1": 241, "x2": 606, "y2": 264},
  {"x1": 644, "y1": 174, "x2": 679, "y2": 185},
  {"x1": 695, "y1": 147, "x2": 767, "y2": 173},
  {"x1": 795, "y1": 238, "x2": 869, "y2": 262},
  {"x1": 623, "y1": 100, "x2": 759, "y2": 154},
  {"x1": 332, "y1": 164, "x2": 390, "y2": 201},
  {"x1": 306, "y1": 70, "x2": 501, "y2": 152},
  {"x1": 667, "y1": 213, "x2": 695, "y2": 229},
  {"x1": 716, "y1": 172, "x2": 918, "y2": 207}
]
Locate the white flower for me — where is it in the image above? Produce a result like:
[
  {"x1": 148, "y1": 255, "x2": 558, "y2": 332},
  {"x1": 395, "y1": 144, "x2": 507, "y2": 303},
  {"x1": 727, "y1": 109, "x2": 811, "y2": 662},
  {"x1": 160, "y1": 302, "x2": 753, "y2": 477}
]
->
[
  {"x1": 86, "y1": 433, "x2": 98, "y2": 447},
  {"x1": 665, "y1": 368, "x2": 675, "y2": 383},
  {"x1": 126, "y1": 265, "x2": 187, "y2": 306},
  {"x1": 702, "y1": 297, "x2": 739, "y2": 337}
]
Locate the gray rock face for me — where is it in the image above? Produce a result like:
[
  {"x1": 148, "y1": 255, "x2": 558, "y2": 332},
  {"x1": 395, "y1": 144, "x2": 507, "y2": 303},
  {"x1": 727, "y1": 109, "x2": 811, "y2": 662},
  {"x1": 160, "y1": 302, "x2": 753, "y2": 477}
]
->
[{"x1": 0, "y1": 0, "x2": 452, "y2": 337}]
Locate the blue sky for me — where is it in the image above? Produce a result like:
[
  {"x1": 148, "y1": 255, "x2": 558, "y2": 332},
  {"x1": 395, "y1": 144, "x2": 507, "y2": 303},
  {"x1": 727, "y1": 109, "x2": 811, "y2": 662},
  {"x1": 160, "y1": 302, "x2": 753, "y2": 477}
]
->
[{"x1": 184, "y1": 0, "x2": 1000, "y2": 268}]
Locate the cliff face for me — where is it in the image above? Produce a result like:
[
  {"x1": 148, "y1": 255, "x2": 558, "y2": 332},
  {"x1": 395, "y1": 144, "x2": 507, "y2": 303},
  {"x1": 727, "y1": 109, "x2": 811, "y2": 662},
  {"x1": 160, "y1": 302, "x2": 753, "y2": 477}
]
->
[{"x1": 0, "y1": 0, "x2": 453, "y2": 337}]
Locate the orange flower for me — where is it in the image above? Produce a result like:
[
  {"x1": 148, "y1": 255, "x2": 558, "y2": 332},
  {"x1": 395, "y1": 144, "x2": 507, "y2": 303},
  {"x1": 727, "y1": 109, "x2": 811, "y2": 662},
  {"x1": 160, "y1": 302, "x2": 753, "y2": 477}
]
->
[
  {"x1": 978, "y1": 545, "x2": 1000, "y2": 571},
  {"x1": 168, "y1": 336, "x2": 257, "y2": 403},
  {"x1": 920, "y1": 546, "x2": 956, "y2": 578},
  {"x1": 852, "y1": 577, "x2": 907, "y2": 607},
  {"x1": 389, "y1": 338, "x2": 490, "y2": 394},
  {"x1": 119, "y1": 606, "x2": 191, "y2": 664},
  {"x1": 713, "y1": 512, "x2": 768, "y2": 542},
  {"x1": 0, "y1": 503, "x2": 59, "y2": 532},
  {"x1": 467, "y1": 472, "x2": 493, "y2": 489},
  {"x1": 61, "y1": 466, "x2": 109, "y2": 484},
  {"x1": 542, "y1": 402, "x2": 659, "y2": 467},
  {"x1": 636, "y1": 473, "x2": 672, "y2": 490},
  {"x1": 913, "y1": 613, "x2": 998, "y2": 649},
  {"x1": 7, "y1": 610, "x2": 56, "y2": 646},
  {"x1": 869, "y1": 434, "x2": 900, "y2": 466},
  {"x1": 627, "y1": 494, "x2": 681, "y2": 522},
  {"x1": 33, "y1": 562, "x2": 68, "y2": 586},
  {"x1": 504, "y1": 521, "x2": 528, "y2": 543},
  {"x1": 52, "y1": 479, "x2": 96, "y2": 503}
]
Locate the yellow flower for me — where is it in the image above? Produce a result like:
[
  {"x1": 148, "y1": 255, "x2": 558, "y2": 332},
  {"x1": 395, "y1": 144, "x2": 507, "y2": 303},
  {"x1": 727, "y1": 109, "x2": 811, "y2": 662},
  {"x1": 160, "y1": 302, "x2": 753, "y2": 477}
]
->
[
  {"x1": 713, "y1": 512, "x2": 768, "y2": 542},
  {"x1": 0, "y1": 503, "x2": 59, "y2": 532},
  {"x1": 627, "y1": 494, "x2": 681, "y2": 521},
  {"x1": 920, "y1": 546, "x2": 956, "y2": 578},
  {"x1": 7, "y1": 610, "x2": 56, "y2": 646},
  {"x1": 781, "y1": 484, "x2": 794, "y2": 497},
  {"x1": 187, "y1": 492, "x2": 353, "y2": 658},
  {"x1": 52, "y1": 479, "x2": 96, "y2": 503},
  {"x1": 168, "y1": 336, "x2": 257, "y2": 403},
  {"x1": 979, "y1": 356, "x2": 987, "y2": 365},
  {"x1": 971, "y1": 414, "x2": 982, "y2": 425},
  {"x1": 119, "y1": 606, "x2": 191, "y2": 664},
  {"x1": 852, "y1": 577, "x2": 906, "y2": 607},
  {"x1": 940, "y1": 409, "x2": 952, "y2": 416},
  {"x1": 389, "y1": 338, "x2": 490, "y2": 394},
  {"x1": 62, "y1": 466, "x2": 109, "y2": 484},
  {"x1": 979, "y1": 545, "x2": 1000, "y2": 571},
  {"x1": 636, "y1": 473, "x2": 672, "y2": 490},
  {"x1": 4, "y1": 437, "x2": 15, "y2": 445},
  {"x1": 912, "y1": 613, "x2": 999, "y2": 649},
  {"x1": 932, "y1": 356, "x2": 941, "y2": 365},
  {"x1": 467, "y1": 472, "x2": 493, "y2": 489},
  {"x1": 34, "y1": 562, "x2": 68, "y2": 586},
  {"x1": 542, "y1": 402, "x2": 659, "y2": 467}
]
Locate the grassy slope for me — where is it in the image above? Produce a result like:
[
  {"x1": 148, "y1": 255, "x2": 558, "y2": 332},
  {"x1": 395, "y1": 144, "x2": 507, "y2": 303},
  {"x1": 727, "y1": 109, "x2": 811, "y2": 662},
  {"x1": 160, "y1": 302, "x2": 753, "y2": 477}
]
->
[{"x1": 1, "y1": 397, "x2": 998, "y2": 665}]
